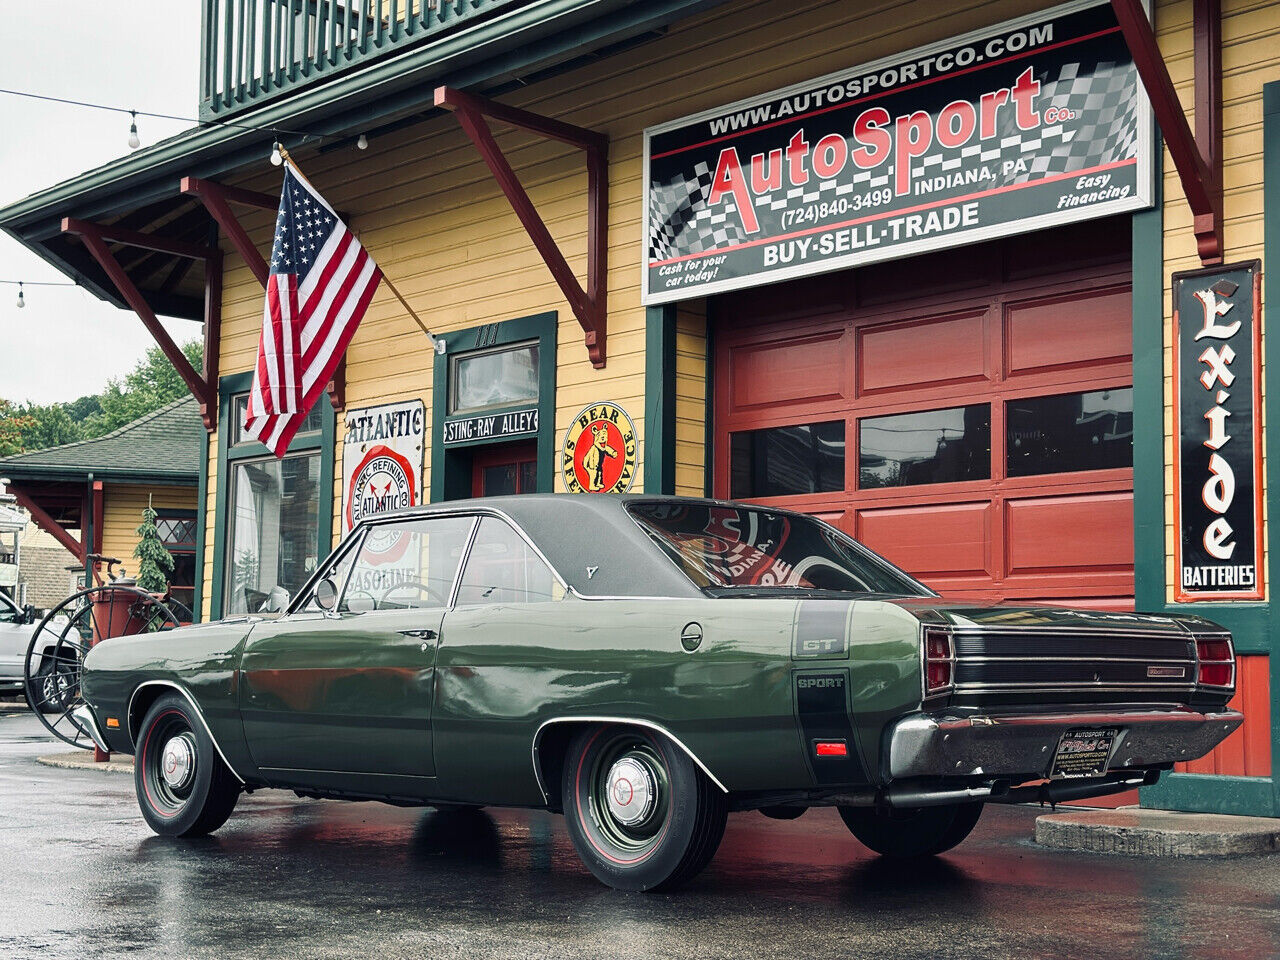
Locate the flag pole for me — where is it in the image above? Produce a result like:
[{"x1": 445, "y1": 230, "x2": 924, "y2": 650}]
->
[{"x1": 276, "y1": 143, "x2": 445, "y2": 355}]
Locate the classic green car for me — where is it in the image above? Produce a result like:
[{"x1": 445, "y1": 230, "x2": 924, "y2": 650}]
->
[{"x1": 75, "y1": 495, "x2": 1242, "y2": 891}]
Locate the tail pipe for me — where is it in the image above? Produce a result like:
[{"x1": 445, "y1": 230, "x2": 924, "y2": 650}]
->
[{"x1": 997, "y1": 769, "x2": 1161, "y2": 806}]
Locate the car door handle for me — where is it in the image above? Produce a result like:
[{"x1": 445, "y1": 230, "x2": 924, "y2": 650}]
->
[{"x1": 399, "y1": 628, "x2": 438, "y2": 641}]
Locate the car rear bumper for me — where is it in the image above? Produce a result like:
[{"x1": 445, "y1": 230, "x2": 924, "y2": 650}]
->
[{"x1": 887, "y1": 707, "x2": 1244, "y2": 780}]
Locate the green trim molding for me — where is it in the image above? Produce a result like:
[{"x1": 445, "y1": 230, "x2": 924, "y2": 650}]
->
[
  {"x1": 1139, "y1": 95, "x2": 1280, "y2": 816},
  {"x1": 430, "y1": 312, "x2": 558, "y2": 502},
  {"x1": 643, "y1": 304, "x2": 677, "y2": 495},
  {"x1": 208, "y1": 371, "x2": 335, "y2": 620}
]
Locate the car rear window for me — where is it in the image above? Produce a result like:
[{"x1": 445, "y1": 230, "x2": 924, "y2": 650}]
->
[{"x1": 627, "y1": 502, "x2": 933, "y2": 597}]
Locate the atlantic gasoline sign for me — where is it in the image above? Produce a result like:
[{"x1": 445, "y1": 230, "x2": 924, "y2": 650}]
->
[
  {"x1": 342, "y1": 400, "x2": 425, "y2": 538},
  {"x1": 562, "y1": 402, "x2": 637, "y2": 494},
  {"x1": 642, "y1": 0, "x2": 1153, "y2": 304},
  {"x1": 1172, "y1": 261, "x2": 1264, "y2": 601}
]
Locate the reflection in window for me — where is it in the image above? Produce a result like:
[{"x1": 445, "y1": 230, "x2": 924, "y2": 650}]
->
[
  {"x1": 730, "y1": 421, "x2": 845, "y2": 498},
  {"x1": 1007, "y1": 388, "x2": 1133, "y2": 477},
  {"x1": 233, "y1": 394, "x2": 322, "y2": 446},
  {"x1": 341, "y1": 516, "x2": 474, "y2": 611},
  {"x1": 859, "y1": 405, "x2": 990, "y2": 488},
  {"x1": 450, "y1": 342, "x2": 539, "y2": 415},
  {"x1": 225, "y1": 454, "x2": 320, "y2": 615},
  {"x1": 456, "y1": 517, "x2": 561, "y2": 605}
]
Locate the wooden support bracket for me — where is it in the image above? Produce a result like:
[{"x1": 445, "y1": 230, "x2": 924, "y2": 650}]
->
[
  {"x1": 7, "y1": 484, "x2": 84, "y2": 567},
  {"x1": 436, "y1": 86, "x2": 609, "y2": 368},
  {"x1": 1112, "y1": 0, "x2": 1223, "y2": 264}
]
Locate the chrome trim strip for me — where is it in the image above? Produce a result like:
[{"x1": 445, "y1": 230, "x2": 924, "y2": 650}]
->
[
  {"x1": 946, "y1": 625, "x2": 1192, "y2": 638},
  {"x1": 447, "y1": 517, "x2": 482, "y2": 611},
  {"x1": 954, "y1": 681, "x2": 1198, "y2": 692},
  {"x1": 72, "y1": 704, "x2": 110, "y2": 753},
  {"x1": 956, "y1": 656, "x2": 1194, "y2": 664},
  {"x1": 530, "y1": 716, "x2": 729, "y2": 802},
  {"x1": 126, "y1": 680, "x2": 246, "y2": 785}
]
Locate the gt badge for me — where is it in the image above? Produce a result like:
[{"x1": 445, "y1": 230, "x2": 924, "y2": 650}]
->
[{"x1": 562, "y1": 402, "x2": 638, "y2": 493}]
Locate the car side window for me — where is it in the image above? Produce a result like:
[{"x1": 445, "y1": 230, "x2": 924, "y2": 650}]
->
[
  {"x1": 0, "y1": 595, "x2": 18, "y2": 623},
  {"x1": 455, "y1": 517, "x2": 563, "y2": 606},
  {"x1": 341, "y1": 516, "x2": 474, "y2": 612}
]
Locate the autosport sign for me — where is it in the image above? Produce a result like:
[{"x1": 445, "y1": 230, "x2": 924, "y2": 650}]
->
[
  {"x1": 1172, "y1": 262, "x2": 1264, "y2": 602},
  {"x1": 642, "y1": 0, "x2": 1153, "y2": 304}
]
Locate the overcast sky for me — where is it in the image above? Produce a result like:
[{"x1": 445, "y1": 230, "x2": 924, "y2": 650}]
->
[{"x1": 0, "y1": 1, "x2": 203, "y2": 405}]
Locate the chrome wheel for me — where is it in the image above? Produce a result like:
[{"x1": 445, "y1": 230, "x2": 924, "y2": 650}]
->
[
  {"x1": 141, "y1": 711, "x2": 199, "y2": 815},
  {"x1": 588, "y1": 733, "x2": 671, "y2": 853}
]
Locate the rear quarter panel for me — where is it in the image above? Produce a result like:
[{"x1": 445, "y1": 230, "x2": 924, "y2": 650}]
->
[{"x1": 432, "y1": 595, "x2": 809, "y2": 804}]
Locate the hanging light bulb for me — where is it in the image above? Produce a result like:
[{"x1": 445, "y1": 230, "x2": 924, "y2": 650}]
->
[
  {"x1": 127, "y1": 111, "x2": 140, "y2": 149},
  {"x1": 356, "y1": 133, "x2": 368, "y2": 150},
  {"x1": 270, "y1": 142, "x2": 283, "y2": 166},
  {"x1": 15, "y1": 283, "x2": 24, "y2": 309}
]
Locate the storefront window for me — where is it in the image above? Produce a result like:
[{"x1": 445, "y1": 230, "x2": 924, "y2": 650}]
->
[
  {"x1": 225, "y1": 453, "x2": 321, "y2": 614},
  {"x1": 1007, "y1": 388, "x2": 1133, "y2": 477},
  {"x1": 730, "y1": 421, "x2": 845, "y2": 498},
  {"x1": 449, "y1": 341, "x2": 539, "y2": 415},
  {"x1": 232, "y1": 394, "x2": 323, "y2": 446},
  {"x1": 859, "y1": 405, "x2": 991, "y2": 488}
]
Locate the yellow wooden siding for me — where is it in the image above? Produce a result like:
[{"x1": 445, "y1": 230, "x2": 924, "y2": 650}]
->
[
  {"x1": 101, "y1": 484, "x2": 197, "y2": 581},
  {"x1": 674, "y1": 301, "x2": 709, "y2": 497},
  {"x1": 1160, "y1": 0, "x2": 1274, "y2": 601},
  {"x1": 200, "y1": 0, "x2": 1105, "y2": 602}
]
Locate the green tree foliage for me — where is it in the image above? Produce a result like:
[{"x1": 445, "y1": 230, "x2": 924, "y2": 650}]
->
[
  {"x1": 132, "y1": 502, "x2": 174, "y2": 594},
  {"x1": 0, "y1": 340, "x2": 202, "y2": 456}
]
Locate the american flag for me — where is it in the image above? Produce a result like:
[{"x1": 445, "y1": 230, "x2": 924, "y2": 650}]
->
[{"x1": 243, "y1": 164, "x2": 382, "y2": 456}]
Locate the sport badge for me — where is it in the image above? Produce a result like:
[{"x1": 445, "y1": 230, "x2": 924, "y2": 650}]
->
[{"x1": 562, "y1": 402, "x2": 638, "y2": 494}]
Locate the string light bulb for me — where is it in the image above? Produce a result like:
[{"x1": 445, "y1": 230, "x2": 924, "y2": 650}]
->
[
  {"x1": 127, "y1": 110, "x2": 140, "y2": 149},
  {"x1": 356, "y1": 133, "x2": 368, "y2": 150},
  {"x1": 270, "y1": 142, "x2": 283, "y2": 166},
  {"x1": 15, "y1": 283, "x2": 24, "y2": 309}
]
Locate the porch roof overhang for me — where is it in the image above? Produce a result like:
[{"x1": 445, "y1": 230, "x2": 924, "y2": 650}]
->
[{"x1": 0, "y1": 0, "x2": 721, "y2": 321}]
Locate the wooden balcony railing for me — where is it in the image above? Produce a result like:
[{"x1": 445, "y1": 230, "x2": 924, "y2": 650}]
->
[{"x1": 200, "y1": 0, "x2": 525, "y2": 118}]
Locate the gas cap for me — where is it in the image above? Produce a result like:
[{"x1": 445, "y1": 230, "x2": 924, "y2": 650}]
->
[{"x1": 680, "y1": 622, "x2": 703, "y2": 652}]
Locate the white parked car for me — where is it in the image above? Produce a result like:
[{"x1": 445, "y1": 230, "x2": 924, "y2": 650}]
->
[{"x1": 0, "y1": 592, "x2": 77, "y2": 713}]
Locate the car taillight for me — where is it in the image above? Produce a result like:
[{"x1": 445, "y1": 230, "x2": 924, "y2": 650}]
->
[
  {"x1": 1196, "y1": 635, "x2": 1235, "y2": 689},
  {"x1": 923, "y1": 626, "x2": 954, "y2": 696}
]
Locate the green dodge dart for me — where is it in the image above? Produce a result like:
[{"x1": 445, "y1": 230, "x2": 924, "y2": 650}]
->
[{"x1": 73, "y1": 495, "x2": 1242, "y2": 891}]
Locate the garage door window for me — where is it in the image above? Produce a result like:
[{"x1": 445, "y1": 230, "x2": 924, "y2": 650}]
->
[
  {"x1": 859, "y1": 405, "x2": 991, "y2": 488},
  {"x1": 1007, "y1": 388, "x2": 1132, "y2": 477},
  {"x1": 730, "y1": 421, "x2": 845, "y2": 498}
]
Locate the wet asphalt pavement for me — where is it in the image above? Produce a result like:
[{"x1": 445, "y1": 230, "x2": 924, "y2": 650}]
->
[{"x1": 1, "y1": 709, "x2": 1278, "y2": 960}]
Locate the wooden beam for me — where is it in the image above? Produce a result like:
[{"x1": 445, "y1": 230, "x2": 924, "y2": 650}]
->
[
  {"x1": 7, "y1": 484, "x2": 83, "y2": 564},
  {"x1": 202, "y1": 250, "x2": 223, "y2": 431},
  {"x1": 180, "y1": 177, "x2": 270, "y2": 288},
  {"x1": 62, "y1": 217, "x2": 216, "y2": 261},
  {"x1": 1111, "y1": 0, "x2": 1222, "y2": 262},
  {"x1": 1194, "y1": 0, "x2": 1223, "y2": 265},
  {"x1": 182, "y1": 176, "x2": 280, "y2": 213},
  {"x1": 62, "y1": 219, "x2": 213, "y2": 412},
  {"x1": 436, "y1": 86, "x2": 608, "y2": 367}
]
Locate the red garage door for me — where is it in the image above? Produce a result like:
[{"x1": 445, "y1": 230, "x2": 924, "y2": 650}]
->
[{"x1": 713, "y1": 222, "x2": 1135, "y2": 610}]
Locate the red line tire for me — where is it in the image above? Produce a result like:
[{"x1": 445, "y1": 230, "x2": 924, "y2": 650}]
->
[
  {"x1": 838, "y1": 802, "x2": 983, "y2": 858},
  {"x1": 562, "y1": 724, "x2": 726, "y2": 892},
  {"x1": 135, "y1": 693, "x2": 240, "y2": 838}
]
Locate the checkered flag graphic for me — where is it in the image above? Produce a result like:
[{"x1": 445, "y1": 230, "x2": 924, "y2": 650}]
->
[{"x1": 648, "y1": 160, "x2": 753, "y2": 262}]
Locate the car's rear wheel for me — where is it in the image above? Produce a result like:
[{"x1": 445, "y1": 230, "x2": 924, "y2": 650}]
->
[
  {"x1": 562, "y1": 725, "x2": 726, "y2": 892},
  {"x1": 135, "y1": 693, "x2": 240, "y2": 837},
  {"x1": 33, "y1": 658, "x2": 76, "y2": 715},
  {"x1": 838, "y1": 802, "x2": 983, "y2": 858}
]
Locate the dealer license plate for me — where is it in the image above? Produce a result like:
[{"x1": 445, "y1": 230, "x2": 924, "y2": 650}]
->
[{"x1": 1049, "y1": 727, "x2": 1119, "y2": 779}]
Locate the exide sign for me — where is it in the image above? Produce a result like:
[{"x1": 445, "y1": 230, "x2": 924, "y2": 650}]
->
[
  {"x1": 642, "y1": 0, "x2": 1154, "y2": 304},
  {"x1": 1173, "y1": 262, "x2": 1265, "y2": 601}
]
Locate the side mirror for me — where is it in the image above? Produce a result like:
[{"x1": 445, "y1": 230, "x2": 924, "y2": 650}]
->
[
  {"x1": 314, "y1": 577, "x2": 339, "y2": 612},
  {"x1": 23, "y1": 605, "x2": 37, "y2": 625}
]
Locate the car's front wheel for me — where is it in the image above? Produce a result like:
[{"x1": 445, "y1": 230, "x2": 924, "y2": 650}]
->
[
  {"x1": 135, "y1": 693, "x2": 240, "y2": 837},
  {"x1": 562, "y1": 724, "x2": 726, "y2": 891},
  {"x1": 838, "y1": 802, "x2": 983, "y2": 858}
]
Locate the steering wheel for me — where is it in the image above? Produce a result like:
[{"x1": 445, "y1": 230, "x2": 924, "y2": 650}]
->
[{"x1": 377, "y1": 580, "x2": 445, "y2": 609}]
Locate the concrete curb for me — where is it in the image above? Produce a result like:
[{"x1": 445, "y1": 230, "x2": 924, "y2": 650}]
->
[
  {"x1": 37, "y1": 752, "x2": 134, "y2": 774},
  {"x1": 1037, "y1": 808, "x2": 1280, "y2": 857}
]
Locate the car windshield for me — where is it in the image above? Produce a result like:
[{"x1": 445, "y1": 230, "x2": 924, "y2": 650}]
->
[{"x1": 628, "y1": 502, "x2": 934, "y2": 597}]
